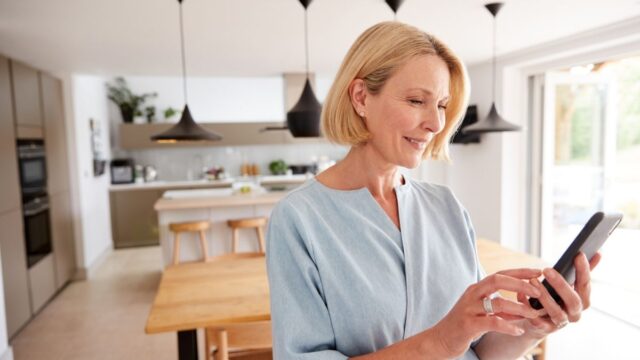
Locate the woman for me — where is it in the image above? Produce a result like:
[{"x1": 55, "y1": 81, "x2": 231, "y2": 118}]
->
[{"x1": 266, "y1": 21, "x2": 599, "y2": 359}]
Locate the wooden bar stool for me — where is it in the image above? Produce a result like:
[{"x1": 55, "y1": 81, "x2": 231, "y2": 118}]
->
[
  {"x1": 226, "y1": 217, "x2": 267, "y2": 253},
  {"x1": 168, "y1": 220, "x2": 211, "y2": 265}
]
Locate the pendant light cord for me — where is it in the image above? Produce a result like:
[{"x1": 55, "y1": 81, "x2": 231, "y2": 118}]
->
[
  {"x1": 492, "y1": 13, "x2": 496, "y2": 103},
  {"x1": 304, "y1": 9, "x2": 310, "y2": 77},
  {"x1": 179, "y1": 0, "x2": 188, "y2": 104}
]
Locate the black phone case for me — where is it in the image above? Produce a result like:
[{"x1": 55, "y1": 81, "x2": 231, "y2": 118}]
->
[{"x1": 529, "y1": 212, "x2": 622, "y2": 310}]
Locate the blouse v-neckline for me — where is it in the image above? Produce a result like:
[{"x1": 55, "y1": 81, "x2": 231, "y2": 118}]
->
[{"x1": 310, "y1": 177, "x2": 410, "y2": 234}]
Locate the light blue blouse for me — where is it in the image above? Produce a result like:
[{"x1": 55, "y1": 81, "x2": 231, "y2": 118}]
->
[{"x1": 266, "y1": 177, "x2": 485, "y2": 359}]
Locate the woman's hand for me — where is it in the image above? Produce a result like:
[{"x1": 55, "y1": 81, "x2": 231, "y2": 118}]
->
[
  {"x1": 430, "y1": 268, "x2": 544, "y2": 358},
  {"x1": 516, "y1": 252, "x2": 602, "y2": 339}
]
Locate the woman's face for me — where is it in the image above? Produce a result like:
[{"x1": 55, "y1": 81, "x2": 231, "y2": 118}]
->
[{"x1": 361, "y1": 54, "x2": 450, "y2": 169}]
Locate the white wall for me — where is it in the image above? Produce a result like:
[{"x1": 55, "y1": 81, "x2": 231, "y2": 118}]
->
[
  {"x1": 448, "y1": 16, "x2": 640, "y2": 252},
  {"x1": 64, "y1": 75, "x2": 113, "y2": 275},
  {"x1": 109, "y1": 75, "x2": 342, "y2": 179},
  {"x1": 110, "y1": 74, "x2": 334, "y2": 124},
  {"x1": 416, "y1": 62, "x2": 506, "y2": 243},
  {"x1": 122, "y1": 76, "x2": 286, "y2": 123}
]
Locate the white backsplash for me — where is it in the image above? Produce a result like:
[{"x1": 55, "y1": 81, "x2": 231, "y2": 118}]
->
[{"x1": 127, "y1": 143, "x2": 348, "y2": 181}]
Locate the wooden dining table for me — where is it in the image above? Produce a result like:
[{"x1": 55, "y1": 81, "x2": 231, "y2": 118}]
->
[
  {"x1": 145, "y1": 240, "x2": 547, "y2": 360},
  {"x1": 145, "y1": 253, "x2": 270, "y2": 360}
]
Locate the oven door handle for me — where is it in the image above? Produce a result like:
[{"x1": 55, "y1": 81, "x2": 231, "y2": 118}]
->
[{"x1": 24, "y1": 205, "x2": 49, "y2": 217}]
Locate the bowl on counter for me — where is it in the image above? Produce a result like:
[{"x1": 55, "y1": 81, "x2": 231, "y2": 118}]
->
[{"x1": 288, "y1": 164, "x2": 317, "y2": 175}]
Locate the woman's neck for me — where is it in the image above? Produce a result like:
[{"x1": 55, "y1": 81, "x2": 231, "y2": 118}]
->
[{"x1": 330, "y1": 144, "x2": 403, "y2": 198}]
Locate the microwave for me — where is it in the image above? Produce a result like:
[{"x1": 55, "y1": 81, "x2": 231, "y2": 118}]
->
[
  {"x1": 110, "y1": 158, "x2": 135, "y2": 184},
  {"x1": 17, "y1": 139, "x2": 48, "y2": 198}
]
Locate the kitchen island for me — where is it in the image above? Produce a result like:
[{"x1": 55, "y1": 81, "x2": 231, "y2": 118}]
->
[
  {"x1": 110, "y1": 175, "x2": 307, "y2": 249},
  {"x1": 154, "y1": 188, "x2": 291, "y2": 266}
]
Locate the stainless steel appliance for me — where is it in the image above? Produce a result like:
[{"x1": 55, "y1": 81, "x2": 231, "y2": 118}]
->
[
  {"x1": 22, "y1": 195, "x2": 52, "y2": 267},
  {"x1": 110, "y1": 158, "x2": 135, "y2": 184},
  {"x1": 17, "y1": 140, "x2": 47, "y2": 197},
  {"x1": 17, "y1": 139, "x2": 53, "y2": 268}
]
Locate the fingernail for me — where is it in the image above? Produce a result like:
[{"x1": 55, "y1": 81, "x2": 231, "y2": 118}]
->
[
  {"x1": 544, "y1": 268, "x2": 555, "y2": 278},
  {"x1": 516, "y1": 327, "x2": 525, "y2": 335}
]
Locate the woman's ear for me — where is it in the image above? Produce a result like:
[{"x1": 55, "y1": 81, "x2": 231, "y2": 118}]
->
[{"x1": 348, "y1": 78, "x2": 367, "y2": 118}]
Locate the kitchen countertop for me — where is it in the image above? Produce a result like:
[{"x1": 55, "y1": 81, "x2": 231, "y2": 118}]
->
[
  {"x1": 154, "y1": 189, "x2": 289, "y2": 211},
  {"x1": 110, "y1": 174, "x2": 309, "y2": 192},
  {"x1": 109, "y1": 179, "x2": 234, "y2": 192}
]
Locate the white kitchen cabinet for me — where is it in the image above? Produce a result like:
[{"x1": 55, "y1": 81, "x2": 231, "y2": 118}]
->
[
  {"x1": 27, "y1": 253, "x2": 57, "y2": 314},
  {"x1": 0, "y1": 210, "x2": 31, "y2": 338},
  {"x1": 42, "y1": 73, "x2": 70, "y2": 195},
  {"x1": 10, "y1": 60, "x2": 43, "y2": 130},
  {"x1": 0, "y1": 55, "x2": 21, "y2": 215},
  {"x1": 41, "y1": 72, "x2": 77, "y2": 289},
  {"x1": 50, "y1": 191, "x2": 76, "y2": 288}
]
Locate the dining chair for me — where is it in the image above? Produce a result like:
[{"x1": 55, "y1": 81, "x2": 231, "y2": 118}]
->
[{"x1": 205, "y1": 320, "x2": 272, "y2": 360}]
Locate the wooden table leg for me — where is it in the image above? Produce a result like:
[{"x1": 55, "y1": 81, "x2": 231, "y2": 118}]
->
[{"x1": 178, "y1": 330, "x2": 199, "y2": 360}]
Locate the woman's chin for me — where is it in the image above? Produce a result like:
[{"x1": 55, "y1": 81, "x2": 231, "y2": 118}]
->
[{"x1": 397, "y1": 156, "x2": 422, "y2": 169}]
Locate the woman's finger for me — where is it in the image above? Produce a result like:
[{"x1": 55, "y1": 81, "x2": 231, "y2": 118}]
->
[
  {"x1": 477, "y1": 274, "x2": 542, "y2": 299},
  {"x1": 487, "y1": 297, "x2": 543, "y2": 319},
  {"x1": 542, "y1": 268, "x2": 583, "y2": 322},
  {"x1": 496, "y1": 268, "x2": 542, "y2": 279},
  {"x1": 589, "y1": 252, "x2": 602, "y2": 271},
  {"x1": 531, "y1": 277, "x2": 569, "y2": 328},
  {"x1": 477, "y1": 315, "x2": 525, "y2": 336},
  {"x1": 574, "y1": 252, "x2": 594, "y2": 310}
]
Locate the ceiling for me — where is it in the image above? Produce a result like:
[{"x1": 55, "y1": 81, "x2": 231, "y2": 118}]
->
[{"x1": 1, "y1": 0, "x2": 639, "y2": 78}]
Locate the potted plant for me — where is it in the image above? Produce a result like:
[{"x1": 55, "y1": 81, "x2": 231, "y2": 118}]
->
[
  {"x1": 145, "y1": 106, "x2": 156, "y2": 123},
  {"x1": 106, "y1": 77, "x2": 157, "y2": 123},
  {"x1": 163, "y1": 107, "x2": 181, "y2": 122}
]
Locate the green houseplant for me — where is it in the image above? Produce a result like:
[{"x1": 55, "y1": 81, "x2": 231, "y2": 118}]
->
[
  {"x1": 163, "y1": 107, "x2": 180, "y2": 121},
  {"x1": 106, "y1": 77, "x2": 157, "y2": 123}
]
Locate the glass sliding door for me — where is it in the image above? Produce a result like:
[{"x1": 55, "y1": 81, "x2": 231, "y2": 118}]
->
[{"x1": 537, "y1": 58, "x2": 640, "y2": 328}]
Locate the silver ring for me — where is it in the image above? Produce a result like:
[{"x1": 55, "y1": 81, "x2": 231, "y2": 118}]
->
[{"x1": 482, "y1": 297, "x2": 494, "y2": 314}]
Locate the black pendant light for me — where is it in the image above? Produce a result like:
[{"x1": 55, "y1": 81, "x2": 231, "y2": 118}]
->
[
  {"x1": 151, "y1": 0, "x2": 222, "y2": 143},
  {"x1": 463, "y1": 2, "x2": 521, "y2": 134},
  {"x1": 385, "y1": 0, "x2": 405, "y2": 19},
  {"x1": 286, "y1": 0, "x2": 321, "y2": 137}
]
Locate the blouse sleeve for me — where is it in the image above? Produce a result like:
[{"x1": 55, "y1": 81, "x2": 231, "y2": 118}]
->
[
  {"x1": 266, "y1": 200, "x2": 349, "y2": 360},
  {"x1": 462, "y1": 207, "x2": 487, "y2": 282}
]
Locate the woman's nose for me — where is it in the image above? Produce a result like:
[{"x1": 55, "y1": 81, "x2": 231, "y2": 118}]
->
[{"x1": 421, "y1": 106, "x2": 444, "y2": 134}]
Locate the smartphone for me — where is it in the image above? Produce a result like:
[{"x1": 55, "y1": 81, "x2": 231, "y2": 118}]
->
[{"x1": 529, "y1": 211, "x2": 623, "y2": 310}]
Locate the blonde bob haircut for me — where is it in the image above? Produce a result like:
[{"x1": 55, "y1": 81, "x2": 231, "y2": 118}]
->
[{"x1": 322, "y1": 21, "x2": 470, "y2": 161}]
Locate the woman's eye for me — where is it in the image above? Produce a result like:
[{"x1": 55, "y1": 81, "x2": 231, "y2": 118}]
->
[
  {"x1": 409, "y1": 99, "x2": 424, "y2": 105},
  {"x1": 438, "y1": 104, "x2": 448, "y2": 110}
]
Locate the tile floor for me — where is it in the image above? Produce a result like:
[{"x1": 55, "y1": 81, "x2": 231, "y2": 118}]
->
[
  {"x1": 9, "y1": 246, "x2": 639, "y2": 359},
  {"x1": 11, "y1": 246, "x2": 177, "y2": 360}
]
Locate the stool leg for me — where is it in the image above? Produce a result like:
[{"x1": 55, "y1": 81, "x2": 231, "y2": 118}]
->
[
  {"x1": 172, "y1": 232, "x2": 181, "y2": 265},
  {"x1": 231, "y1": 228, "x2": 238, "y2": 253},
  {"x1": 205, "y1": 328, "x2": 211, "y2": 360},
  {"x1": 199, "y1": 230, "x2": 210, "y2": 262},
  {"x1": 257, "y1": 226, "x2": 266, "y2": 253},
  {"x1": 216, "y1": 329, "x2": 229, "y2": 360}
]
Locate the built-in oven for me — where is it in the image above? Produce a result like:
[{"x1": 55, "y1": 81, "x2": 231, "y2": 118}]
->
[
  {"x1": 17, "y1": 139, "x2": 53, "y2": 268},
  {"x1": 23, "y1": 195, "x2": 52, "y2": 268},
  {"x1": 17, "y1": 139, "x2": 48, "y2": 198}
]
